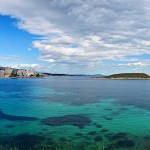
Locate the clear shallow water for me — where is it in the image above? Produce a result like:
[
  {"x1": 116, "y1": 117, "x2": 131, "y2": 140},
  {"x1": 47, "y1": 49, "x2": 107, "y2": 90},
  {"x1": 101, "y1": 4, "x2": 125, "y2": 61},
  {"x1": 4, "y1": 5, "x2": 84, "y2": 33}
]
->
[{"x1": 0, "y1": 77, "x2": 150, "y2": 149}]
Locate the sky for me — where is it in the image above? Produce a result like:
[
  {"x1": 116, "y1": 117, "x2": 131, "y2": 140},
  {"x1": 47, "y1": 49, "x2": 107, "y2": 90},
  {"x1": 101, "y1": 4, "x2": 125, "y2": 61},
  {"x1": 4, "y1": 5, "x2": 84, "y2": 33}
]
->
[{"x1": 0, "y1": 0, "x2": 150, "y2": 75}]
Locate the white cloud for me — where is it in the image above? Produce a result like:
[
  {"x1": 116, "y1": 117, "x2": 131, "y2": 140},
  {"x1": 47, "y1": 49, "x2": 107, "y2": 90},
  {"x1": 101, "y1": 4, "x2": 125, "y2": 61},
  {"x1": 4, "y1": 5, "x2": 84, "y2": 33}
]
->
[
  {"x1": 0, "y1": 56, "x2": 24, "y2": 60},
  {"x1": 7, "y1": 64, "x2": 44, "y2": 72},
  {"x1": 33, "y1": 34, "x2": 150, "y2": 64},
  {"x1": 0, "y1": 0, "x2": 150, "y2": 71},
  {"x1": 115, "y1": 62, "x2": 150, "y2": 67}
]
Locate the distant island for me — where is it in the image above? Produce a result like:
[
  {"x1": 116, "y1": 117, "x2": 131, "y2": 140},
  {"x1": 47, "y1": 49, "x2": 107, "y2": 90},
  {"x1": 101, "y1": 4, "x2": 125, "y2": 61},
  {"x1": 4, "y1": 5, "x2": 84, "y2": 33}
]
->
[
  {"x1": 94, "y1": 73, "x2": 150, "y2": 80},
  {"x1": 43, "y1": 73, "x2": 103, "y2": 77},
  {"x1": 0, "y1": 67, "x2": 44, "y2": 78},
  {"x1": 43, "y1": 73, "x2": 73, "y2": 76}
]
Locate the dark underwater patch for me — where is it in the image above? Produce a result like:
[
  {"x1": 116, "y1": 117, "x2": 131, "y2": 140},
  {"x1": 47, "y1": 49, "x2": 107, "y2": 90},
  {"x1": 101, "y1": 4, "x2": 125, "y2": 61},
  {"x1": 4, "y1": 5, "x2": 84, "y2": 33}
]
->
[
  {"x1": 102, "y1": 116, "x2": 113, "y2": 120},
  {"x1": 0, "y1": 134, "x2": 45, "y2": 150},
  {"x1": 104, "y1": 108, "x2": 113, "y2": 111},
  {"x1": 101, "y1": 129, "x2": 108, "y2": 133},
  {"x1": 75, "y1": 132, "x2": 83, "y2": 136},
  {"x1": 5, "y1": 124, "x2": 15, "y2": 128},
  {"x1": 93, "y1": 123, "x2": 102, "y2": 128},
  {"x1": 115, "y1": 140, "x2": 135, "y2": 148},
  {"x1": 110, "y1": 107, "x2": 128, "y2": 117},
  {"x1": 106, "y1": 132, "x2": 127, "y2": 141},
  {"x1": 95, "y1": 124, "x2": 102, "y2": 128},
  {"x1": 43, "y1": 94, "x2": 101, "y2": 106},
  {"x1": 94, "y1": 136, "x2": 103, "y2": 142},
  {"x1": 112, "y1": 133, "x2": 127, "y2": 140},
  {"x1": 0, "y1": 109, "x2": 38, "y2": 121},
  {"x1": 59, "y1": 137, "x2": 67, "y2": 142},
  {"x1": 144, "y1": 135, "x2": 150, "y2": 140},
  {"x1": 41, "y1": 114, "x2": 92, "y2": 128},
  {"x1": 105, "y1": 144, "x2": 116, "y2": 150},
  {"x1": 87, "y1": 131, "x2": 97, "y2": 135},
  {"x1": 12, "y1": 134, "x2": 45, "y2": 150}
]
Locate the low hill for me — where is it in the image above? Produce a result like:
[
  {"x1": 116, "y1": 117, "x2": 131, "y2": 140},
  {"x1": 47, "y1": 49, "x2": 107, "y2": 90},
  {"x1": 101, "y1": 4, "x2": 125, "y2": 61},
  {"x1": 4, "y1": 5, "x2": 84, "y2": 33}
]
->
[
  {"x1": 43, "y1": 73, "x2": 73, "y2": 76},
  {"x1": 43, "y1": 73, "x2": 103, "y2": 77},
  {"x1": 95, "y1": 73, "x2": 150, "y2": 80}
]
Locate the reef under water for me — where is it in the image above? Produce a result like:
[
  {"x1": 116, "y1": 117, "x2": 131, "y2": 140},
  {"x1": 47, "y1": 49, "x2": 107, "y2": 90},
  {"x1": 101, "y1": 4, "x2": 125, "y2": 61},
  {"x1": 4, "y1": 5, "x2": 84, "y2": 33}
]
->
[
  {"x1": 0, "y1": 109, "x2": 38, "y2": 121},
  {"x1": 41, "y1": 114, "x2": 92, "y2": 128},
  {"x1": 0, "y1": 77, "x2": 150, "y2": 149}
]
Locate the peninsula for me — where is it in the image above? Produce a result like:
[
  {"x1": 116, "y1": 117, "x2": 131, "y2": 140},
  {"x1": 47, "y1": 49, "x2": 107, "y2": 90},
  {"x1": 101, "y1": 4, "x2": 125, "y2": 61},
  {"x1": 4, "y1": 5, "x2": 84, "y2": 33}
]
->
[
  {"x1": 95, "y1": 73, "x2": 150, "y2": 80},
  {"x1": 0, "y1": 67, "x2": 44, "y2": 78}
]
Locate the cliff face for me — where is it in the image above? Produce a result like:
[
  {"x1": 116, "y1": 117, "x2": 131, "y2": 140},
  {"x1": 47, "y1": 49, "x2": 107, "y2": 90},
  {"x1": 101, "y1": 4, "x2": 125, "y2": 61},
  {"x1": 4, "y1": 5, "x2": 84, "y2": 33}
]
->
[{"x1": 0, "y1": 67, "x2": 44, "y2": 78}]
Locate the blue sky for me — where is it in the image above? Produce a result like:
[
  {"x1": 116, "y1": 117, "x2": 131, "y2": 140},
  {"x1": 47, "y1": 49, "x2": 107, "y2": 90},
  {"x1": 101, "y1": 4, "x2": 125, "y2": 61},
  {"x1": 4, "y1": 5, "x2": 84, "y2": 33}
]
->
[
  {"x1": 0, "y1": 16, "x2": 38, "y2": 60},
  {"x1": 0, "y1": 0, "x2": 150, "y2": 75}
]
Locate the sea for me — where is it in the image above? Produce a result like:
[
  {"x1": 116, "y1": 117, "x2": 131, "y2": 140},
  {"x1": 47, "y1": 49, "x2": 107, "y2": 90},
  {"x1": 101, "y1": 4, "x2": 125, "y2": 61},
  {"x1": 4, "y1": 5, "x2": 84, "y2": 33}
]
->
[{"x1": 0, "y1": 76, "x2": 150, "y2": 150}]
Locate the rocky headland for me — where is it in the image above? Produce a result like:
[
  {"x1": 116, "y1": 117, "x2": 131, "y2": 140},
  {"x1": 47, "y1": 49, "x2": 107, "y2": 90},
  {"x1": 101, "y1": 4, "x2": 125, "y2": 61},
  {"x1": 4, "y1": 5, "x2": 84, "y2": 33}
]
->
[{"x1": 0, "y1": 67, "x2": 44, "y2": 78}]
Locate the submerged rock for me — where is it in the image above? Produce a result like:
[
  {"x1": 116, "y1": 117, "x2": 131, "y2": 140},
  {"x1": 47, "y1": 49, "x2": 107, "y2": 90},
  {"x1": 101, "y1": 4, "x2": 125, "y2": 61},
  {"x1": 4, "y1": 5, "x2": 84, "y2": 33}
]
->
[
  {"x1": 115, "y1": 140, "x2": 135, "y2": 148},
  {"x1": 144, "y1": 136, "x2": 150, "y2": 140},
  {"x1": 106, "y1": 132, "x2": 127, "y2": 141},
  {"x1": 101, "y1": 129, "x2": 108, "y2": 133},
  {"x1": 104, "y1": 117, "x2": 113, "y2": 120},
  {"x1": 95, "y1": 124, "x2": 102, "y2": 128},
  {"x1": 94, "y1": 136, "x2": 103, "y2": 142},
  {"x1": 87, "y1": 131, "x2": 97, "y2": 135},
  {"x1": 41, "y1": 114, "x2": 92, "y2": 128},
  {"x1": 0, "y1": 109, "x2": 38, "y2": 121},
  {"x1": 104, "y1": 108, "x2": 113, "y2": 111},
  {"x1": 0, "y1": 134, "x2": 46, "y2": 150},
  {"x1": 112, "y1": 133, "x2": 127, "y2": 140},
  {"x1": 59, "y1": 137, "x2": 67, "y2": 142},
  {"x1": 13, "y1": 134, "x2": 45, "y2": 150},
  {"x1": 5, "y1": 125, "x2": 15, "y2": 128},
  {"x1": 102, "y1": 116, "x2": 113, "y2": 120},
  {"x1": 75, "y1": 133, "x2": 83, "y2": 136}
]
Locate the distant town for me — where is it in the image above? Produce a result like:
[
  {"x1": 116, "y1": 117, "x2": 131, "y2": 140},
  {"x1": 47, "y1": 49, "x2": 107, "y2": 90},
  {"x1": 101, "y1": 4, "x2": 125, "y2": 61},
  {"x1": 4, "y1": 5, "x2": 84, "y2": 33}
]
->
[{"x1": 0, "y1": 67, "x2": 44, "y2": 78}]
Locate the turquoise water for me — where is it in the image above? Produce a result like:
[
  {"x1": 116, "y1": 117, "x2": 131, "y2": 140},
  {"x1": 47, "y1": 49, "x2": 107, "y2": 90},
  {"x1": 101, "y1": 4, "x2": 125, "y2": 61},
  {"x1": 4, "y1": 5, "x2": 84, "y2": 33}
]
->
[{"x1": 0, "y1": 77, "x2": 150, "y2": 149}]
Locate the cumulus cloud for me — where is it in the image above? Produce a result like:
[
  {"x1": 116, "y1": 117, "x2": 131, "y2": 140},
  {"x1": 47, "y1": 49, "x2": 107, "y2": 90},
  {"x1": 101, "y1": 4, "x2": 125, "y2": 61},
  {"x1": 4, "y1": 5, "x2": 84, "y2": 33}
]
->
[
  {"x1": 7, "y1": 64, "x2": 44, "y2": 72},
  {"x1": 114, "y1": 62, "x2": 150, "y2": 67},
  {"x1": 0, "y1": 0, "x2": 150, "y2": 71}
]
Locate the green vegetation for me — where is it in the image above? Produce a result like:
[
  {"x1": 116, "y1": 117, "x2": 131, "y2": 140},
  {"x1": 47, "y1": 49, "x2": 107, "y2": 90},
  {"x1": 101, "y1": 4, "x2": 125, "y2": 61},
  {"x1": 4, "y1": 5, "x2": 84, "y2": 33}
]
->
[{"x1": 104, "y1": 73, "x2": 150, "y2": 79}]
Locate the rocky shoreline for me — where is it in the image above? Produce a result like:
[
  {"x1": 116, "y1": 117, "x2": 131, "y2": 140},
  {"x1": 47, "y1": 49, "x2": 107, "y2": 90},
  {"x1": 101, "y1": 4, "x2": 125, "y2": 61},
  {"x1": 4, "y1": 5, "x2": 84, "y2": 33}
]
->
[{"x1": 0, "y1": 67, "x2": 44, "y2": 78}]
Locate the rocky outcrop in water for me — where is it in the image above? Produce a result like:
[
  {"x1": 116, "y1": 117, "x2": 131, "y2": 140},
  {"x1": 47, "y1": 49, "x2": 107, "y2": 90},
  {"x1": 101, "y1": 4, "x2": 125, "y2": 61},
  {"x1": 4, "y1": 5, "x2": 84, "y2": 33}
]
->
[{"x1": 0, "y1": 67, "x2": 44, "y2": 78}]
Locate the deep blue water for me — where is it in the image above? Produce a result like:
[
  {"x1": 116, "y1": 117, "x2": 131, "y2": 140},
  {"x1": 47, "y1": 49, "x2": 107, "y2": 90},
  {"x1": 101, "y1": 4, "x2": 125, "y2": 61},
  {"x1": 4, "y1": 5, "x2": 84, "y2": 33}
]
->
[{"x1": 0, "y1": 77, "x2": 150, "y2": 149}]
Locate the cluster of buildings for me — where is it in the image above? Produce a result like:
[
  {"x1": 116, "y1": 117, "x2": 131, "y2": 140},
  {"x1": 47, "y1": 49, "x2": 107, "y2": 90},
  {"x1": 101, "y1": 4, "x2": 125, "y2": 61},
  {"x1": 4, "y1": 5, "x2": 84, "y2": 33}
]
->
[{"x1": 0, "y1": 67, "x2": 43, "y2": 78}]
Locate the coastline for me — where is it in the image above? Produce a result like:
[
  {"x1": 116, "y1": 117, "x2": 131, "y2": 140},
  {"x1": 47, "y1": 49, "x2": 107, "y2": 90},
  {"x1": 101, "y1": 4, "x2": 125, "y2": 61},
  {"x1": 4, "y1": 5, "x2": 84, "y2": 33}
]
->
[
  {"x1": 92, "y1": 77, "x2": 150, "y2": 80},
  {"x1": 0, "y1": 76, "x2": 45, "y2": 79},
  {"x1": 93, "y1": 73, "x2": 150, "y2": 80}
]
